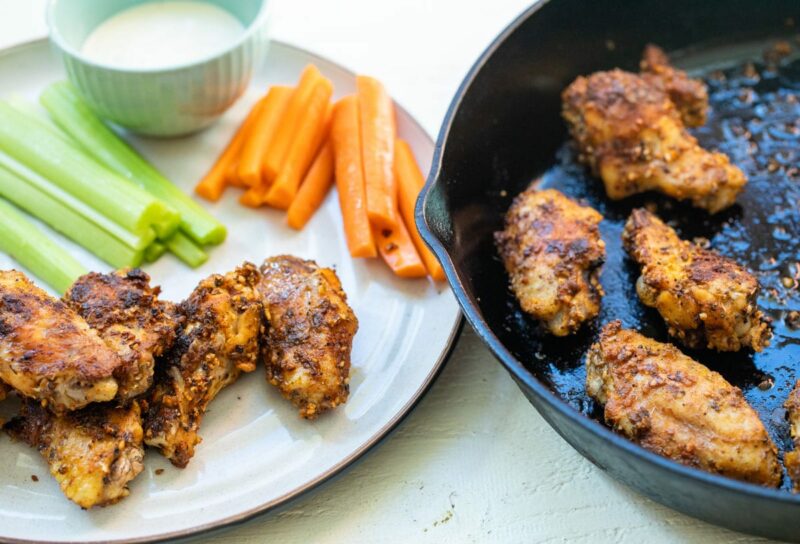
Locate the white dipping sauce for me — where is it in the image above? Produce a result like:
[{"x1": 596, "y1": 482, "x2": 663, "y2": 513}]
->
[{"x1": 81, "y1": 1, "x2": 245, "y2": 69}]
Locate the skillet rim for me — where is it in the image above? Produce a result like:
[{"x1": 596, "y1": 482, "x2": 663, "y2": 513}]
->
[{"x1": 414, "y1": 0, "x2": 800, "y2": 506}]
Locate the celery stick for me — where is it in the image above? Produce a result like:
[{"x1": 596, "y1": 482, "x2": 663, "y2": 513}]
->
[
  {"x1": 7, "y1": 97, "x2": 76, "y2": 146},
  {"x1": 6, "y1": 99, "x2": 177, "y2": 240},
  {"x1": 0, "y1": 196, "x2": 86, "y2": 293},
  {"x1": 0, "y1": 164, "x2": 147, "y2": 269},
  {"x1": 0, "y1": 152, "x2": 154, "y2": 250},
  {"x1": 164, "y1": 231, "x2": 208, "y2": 268},
  {"x1": 41, "y1": 82, "x2": 227, "y2": 245},
  {"x1": 0, "y1": 100, "x2": 178, "y2": 237},
  {"x1": 144, "y1": 241, "x2": 166, "y2": 263}
]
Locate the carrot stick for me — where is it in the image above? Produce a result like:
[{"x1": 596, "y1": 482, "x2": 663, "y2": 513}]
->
[
  {"x1": 261, "y1": 65, "x2": 326, "y2": 182},
  {"x1": 373, "y1": 219, "x2": 426, "y2": 278},
  {"x1": 225, "y1": 160, "x2": 247, "y2": 188},
  {"x1": 238, "y1": 185, "x2": 264, "y2": 207},
  {"x1": 394, "y1": 139, "x2": 445, "y2": 280},
  {"x1": 195, "y1": 98, "x2": 264, "y2": 201},
  {"x1": 357, "y1": 76, "x2": 398, "y2": 230},
  {"x1": 331, "y1": 96, "x2": 376, "y2": 258},
  {"x1": 235, "y1": 86, "x2": 293, "y2": 187},
  {"x1": 264, "y1": 83, "x2": 333, "y2": 209},
  {"x1": 287, "y1": 141, "x2": 334, "y2": 230}
]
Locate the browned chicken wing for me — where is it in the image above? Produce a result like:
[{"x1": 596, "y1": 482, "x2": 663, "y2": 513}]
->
[
  {"x1": 257, "y1": 256, "x2": 357, "y2": 419},
  {"x1": 562, "y1": 69, "x2": 746, "y2": 213},
  {"x1": 640, "y1": 44, "x2": 708, "y2": 127},
  {"x1": 64, "y1": 269, "x2": 180, "y2": 401},
  {"x1": 0, "y1": 381, "x2": 8, "y2": 426},
  {"x1": 6, "y1": 400, "x2": 144, "y2": 508},
  {"x1": 142, "y1": 264, "x2": 263, "y2": 467},
  {"x1": 622, "y1": 208, "x2": 770, "y2": 352},
  {"x1": 586, "y1": 321, "x2": 781, "y2": 487},
  {"x1": 0, "y1": 270, "x2": 119, "y2": 412},
  {"x1": 784, "y1": 381, "x2": 800, "y2": 491},
  {"x1": 495, "y1": 188, "x2": 605, "y2": 336}
]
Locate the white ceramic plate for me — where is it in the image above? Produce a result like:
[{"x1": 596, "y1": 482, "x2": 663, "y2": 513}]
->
[{"x1": 0, "y1": 39, "x2": 461, "y2": 543}]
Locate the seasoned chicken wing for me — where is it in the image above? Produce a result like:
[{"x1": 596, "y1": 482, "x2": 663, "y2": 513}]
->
[
  {"x1": 495, "y1": 188, "x2": 605, "y2": 336},
  {"x1": 64, "y1": 269, "x2": 180, "y2": 401},
  {"x1": 586, "y1": 321, "x2": 781, "y2": 487},
  {"x1": 0, "y1": 270, "x2": 119, "y2": 412},
  {"x1": 6, "y1": 400, "x2": 144, "y2": 508},
  {"x1": 562, "y1": 69, "x2": 746, "y2": 213},
  {"x1": 0, "y1": 381, "x2": 8, "y2": 426},
  {"x1": 640, "y1": 44, "x2": 708, "y2": 127},
  {"x1": 623, "y1": 208, "x2": 770, "y2": 352},
  {"x1": 257, "y1": 256, "x2": 357, "y2": 419},
  {"x1": 784, "y1": 381, "x2": 800, "y2": 491},
  {"x1": 142, "y1": 264, "x2": 263, "y2": 467}
]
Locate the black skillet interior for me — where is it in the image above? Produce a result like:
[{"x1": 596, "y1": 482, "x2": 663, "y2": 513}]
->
[{"x1": 421, "y1": 0, "x2": 800, "y2": 497}]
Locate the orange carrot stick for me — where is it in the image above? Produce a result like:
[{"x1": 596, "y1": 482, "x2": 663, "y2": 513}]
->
[
  {"x1": 287, "y1": 141, "x2": 334, "y2": 230},
  {"x1": 235, "y1": 86, "x2": 293, "y2": 187},
  {"x1": 394, "y1": 139, "x2": 445, "y2": 280},
  {"x1": 331, "y1": 96, "x2": 376, "y2": 258},
  {"x1": 261, "y1": 65, "x2": 326, "y2": 182},
  {"x1": 264, "y1": 83, "x2": 333, "y2": 209},
  {"x1": 373, "y1": 219, "x2": 426, "y2": 278},
  {"x1": 195, "y1": 98, "x2": 264, "y2": 201},
  {"x1": 357, "y1": 76, "x2": 398, "y2": 230},
  {"x1": 225, "y1": 160, "x2": 247, "y2": 188},
  {"x1": 238, "y1": 185, "x2": 264, "y2": 207}
]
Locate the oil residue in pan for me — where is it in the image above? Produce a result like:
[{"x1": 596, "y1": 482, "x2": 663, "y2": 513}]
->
[{"x1": 509, "y1": 53, "x2": 800, "y2": 490}]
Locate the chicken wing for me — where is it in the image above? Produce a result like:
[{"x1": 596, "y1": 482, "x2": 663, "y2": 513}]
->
[
  {"x1": 6, "y1": 400, "x2": 144, "y2": 508},
  {"x1": 257, "y1": 256, "x2": 357, "y2": 419},
  {"x1": 623, "y1": 208, "x2": 770, "y2": 352},
  {"x1": 64, "y1": 269, "x2": 180, "y2": 401},
  {"x1": 586, "y1": 321, "x2": 781, "y2": 487},
  {"x1": 784, "y1": 381, "x2": 800, "y2": 491},
  {"x1": 0, "y1": 270, "x2": 119, "y2": 412},
  {"x1": 562, "y1": 69, "x2": 746, "y2": 213},
  {"x1": 495, "y1": 188, "x2": 605, "y2": 336},
  {"x1": 142, "y1": 264, "x2": 263, "y2": 467},
  {"x1": 640, "y1": 44, "x2": 708, "y2": 127},
  {"x1": 0, "y1": 381, "x2": 8, "y2": 426}
]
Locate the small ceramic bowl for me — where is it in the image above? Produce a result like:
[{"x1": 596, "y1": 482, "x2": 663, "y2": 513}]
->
[{"x1": 46, "y1": 0, "x2": 270, "y2": 137}]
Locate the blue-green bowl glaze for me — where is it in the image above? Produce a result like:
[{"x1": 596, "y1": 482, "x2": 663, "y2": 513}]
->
[{"x1": 47, "y1": 0, "x2": 270, "y2": 137}]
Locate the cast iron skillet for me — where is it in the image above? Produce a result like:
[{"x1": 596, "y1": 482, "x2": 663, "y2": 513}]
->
[{"x1": 417, "y1": 0, "x2": 800, "y2": 539}]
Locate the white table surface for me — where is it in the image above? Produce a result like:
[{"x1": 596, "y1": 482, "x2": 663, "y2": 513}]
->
[{"x1": 0, "y1": 1, "x2": 774, "y2": 542}]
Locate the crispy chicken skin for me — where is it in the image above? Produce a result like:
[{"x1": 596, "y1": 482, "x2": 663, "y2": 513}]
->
[
  {"x1": 6, "y1": 400, "x2": 144, "y2": 508},
  {"x1": 258, "y1": 256, "x2": 357, "y2": 419},
  {"x1": 142, "y1": 264, "x2": 263, "y2": 468},
  {"x1": 64, "y1": 269, "x2": 180, "y2": 401},
  {"x1": 0, "y1": 270, "x2": 119, "y2": 412},
  {"x1": 640, "y1": 44, "x2": 708, "y2": 127},
  {"x1": 562, "y1": 69, "x2": 746, "y2": 213},
  {"x1": 623, "y1": 208, "x2": 770, "y2": 352},
  {"x1": 586, "y1": 321, "x2": 781, "y2": 487},
  {"x1": 784, "y1": 381, "x2": 800, "y2": 492},
  {"x1": 495, "y1": 188, "x2": 605, "y2": 336},
  {"x1": 0, "y1": 381, "x2": 8, "y2": 426}
]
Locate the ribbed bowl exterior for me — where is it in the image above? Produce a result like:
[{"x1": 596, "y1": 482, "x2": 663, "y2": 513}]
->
[{"x1": 59, "y1": 18, "x2": 269, "y2": 137}]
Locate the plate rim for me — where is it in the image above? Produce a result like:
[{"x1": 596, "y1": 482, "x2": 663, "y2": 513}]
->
[{"x1": 0, "y1": 37, "x2": 465, "y2": 544}]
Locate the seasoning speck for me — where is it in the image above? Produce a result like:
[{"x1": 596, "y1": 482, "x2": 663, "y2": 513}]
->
[
  {"x1": 155, "y1": 469, "x2": 165, "y2": 476},
  {"x1": 758, "y1": 376, "x2": 774, "y2": 391},
  {"x1": 31, "y1": 475, "x2": 39, "y2": 482}
]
